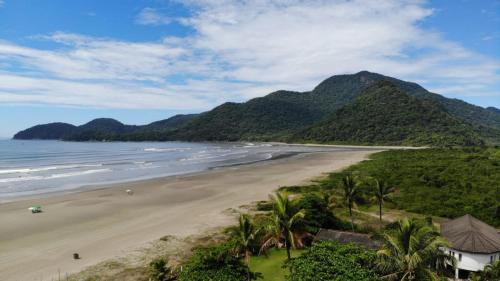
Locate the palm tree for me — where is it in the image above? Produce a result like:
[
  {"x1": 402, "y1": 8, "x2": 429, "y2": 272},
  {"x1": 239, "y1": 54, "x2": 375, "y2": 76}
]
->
[
  {"x1": 260, "y1": 192, "x2": 305, "y2": 261},
  {"x1": 472, "y1": 260, "x2": 500, "y2": 280},
  {"x1": 342, "y1": 175, "x2": 358, "y2": 231},
  {"x1": 233, "y1": 213, "x2": 259, "y2": 281},
  {"x1": 376, "y1": 218, "x2": 454, "y2": 281},
  {"x1": 374, "y1": 179, "x2": 395, "y2": 225}
]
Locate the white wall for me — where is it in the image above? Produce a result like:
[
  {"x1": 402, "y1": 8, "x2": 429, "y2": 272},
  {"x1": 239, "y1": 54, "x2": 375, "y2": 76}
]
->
[{"x1": 443, "y1": 247, "x2": 499, "y2": 272}]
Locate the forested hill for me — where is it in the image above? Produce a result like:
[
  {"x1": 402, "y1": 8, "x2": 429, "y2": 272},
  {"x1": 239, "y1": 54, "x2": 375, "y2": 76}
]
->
[
  {"x1": 295, "y1": 81, "x2": 484, "y2": 146},
  {"x1": 13, "y1": 114, "x2": 198, "y2": 141},
  {"x1": 14, "y1": 71, "x2": 500, "y2": 146}
]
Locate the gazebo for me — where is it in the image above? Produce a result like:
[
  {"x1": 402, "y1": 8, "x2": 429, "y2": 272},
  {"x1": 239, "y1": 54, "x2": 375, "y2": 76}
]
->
[{"x1": 440, "y1": 214, "x2": 500, "y2": 280}]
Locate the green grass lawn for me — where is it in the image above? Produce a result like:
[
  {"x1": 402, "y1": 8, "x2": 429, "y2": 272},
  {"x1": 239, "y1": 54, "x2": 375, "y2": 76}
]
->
[{"x1": 249, "y1": 249, "x2": 302, "y2": 281}]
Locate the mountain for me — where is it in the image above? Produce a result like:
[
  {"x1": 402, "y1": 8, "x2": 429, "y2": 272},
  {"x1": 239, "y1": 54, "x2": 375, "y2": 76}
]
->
[
  {"x1": 166, "y1": 71, "x2": 500, "y2": 144},
  {"x1": 14, "y1": 114, "x2": 197, "y2": 141},
  {"x1": 295, "y1": 81, "x2": 484, "y2": 146},
  {"x1": 63, "y1": 118, "x2": 138, "y2": 141},
  {"x1": 487, "y1": 107, "x2": 500, "y2": 114},
  {"x1": 168, "y1": 96, "x2": 322, "y2": 141},
  {"x1": 14, "y1": 122, "x2": 76, "y2": 140},
  {"x1": 140, "y1": 114, "x2": 199, "y2": 132},
  {"x1": 13, "y1": 71, "x2": 500, "y2": 146},
  {"x1": 309, "y1": 71, "x2": 500, "y2": 133}
]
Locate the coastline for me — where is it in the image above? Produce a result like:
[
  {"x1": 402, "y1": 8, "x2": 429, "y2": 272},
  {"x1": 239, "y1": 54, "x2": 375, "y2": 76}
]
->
[
  {"x1": 0, "y1": 143, "x2": 388, "y2": 204},
  {"x1": 0, "y1": 148, "x2": 382, "y2": 280},
  {"x1": 0, "y1": 150, "x2": 313, "y2": 204}
]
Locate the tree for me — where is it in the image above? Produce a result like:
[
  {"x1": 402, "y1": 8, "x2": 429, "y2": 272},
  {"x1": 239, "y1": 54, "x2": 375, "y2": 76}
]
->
[
  {"x1": 373, "y1": 179, "x2": 395, "y2": 226},
  {"x1": 471, "y1": 260, "x2": 500, "y2": 281},
  {"x1": 260, "y1": 192, "x2": 306, "y2": 261},
  {"x1": 178, "y1": 242, "x2": 261, "y2": 281},
  {"x1": 376, "y1": 219, "x2": 454, "y2": 281},
  {"x1": 342, "y1": 175, "x2": 359, "y2": 231},
  {"x1": 233, "y1": 214, "x2": 260, "y2": 281},
  {"x1": 293, "y1": 192, "x2": 339, "y2": 233},
  {"x1": 285, "y1": 241, "x2": 380, "y2": 281}
]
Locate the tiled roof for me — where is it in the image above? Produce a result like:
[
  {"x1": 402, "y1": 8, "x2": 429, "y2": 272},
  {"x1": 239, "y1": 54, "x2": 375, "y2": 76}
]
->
[
  {"x1": 314, "y1": 229, "x2": 381, "y2": 249},
  {"x1": 441, "y1": 214, "x2": 500, "y2": 254}
]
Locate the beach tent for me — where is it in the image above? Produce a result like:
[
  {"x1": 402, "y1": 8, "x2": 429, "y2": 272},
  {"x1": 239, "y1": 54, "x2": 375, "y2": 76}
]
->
[{"x1": 28, "y1": 205, "x2": 42, "y2": 213}]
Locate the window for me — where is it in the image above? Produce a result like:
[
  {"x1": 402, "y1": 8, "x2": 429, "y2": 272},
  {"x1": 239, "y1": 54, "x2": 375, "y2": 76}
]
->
[
  {"x1": 458, "y1": 253, "x2": 462, "y2": 262},
  {"x1": 491, "y1": 256, "x2": 494, "y2": 264}
]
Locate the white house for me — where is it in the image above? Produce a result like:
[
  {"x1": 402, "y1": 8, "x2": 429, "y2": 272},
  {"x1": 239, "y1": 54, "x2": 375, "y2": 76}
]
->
[{"x1": 441, "y1": 214, "x2": 500, "y2": 280}]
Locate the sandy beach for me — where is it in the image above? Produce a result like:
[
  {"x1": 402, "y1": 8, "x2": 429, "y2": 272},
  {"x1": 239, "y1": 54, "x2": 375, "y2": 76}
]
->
[{"x1": 0, "y1": 149, "x2": 380, "y2": 281}]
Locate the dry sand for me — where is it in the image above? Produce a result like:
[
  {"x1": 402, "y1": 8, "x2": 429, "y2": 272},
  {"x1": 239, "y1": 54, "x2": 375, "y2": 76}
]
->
[{"x1": 0, "y1": 149, "x2": 380, "y2": 281}]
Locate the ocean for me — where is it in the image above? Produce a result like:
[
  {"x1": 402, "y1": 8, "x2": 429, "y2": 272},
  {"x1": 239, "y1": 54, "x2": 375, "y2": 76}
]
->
[{"x1": 0, "y1": 140, "x2": 343, "y2": 201}]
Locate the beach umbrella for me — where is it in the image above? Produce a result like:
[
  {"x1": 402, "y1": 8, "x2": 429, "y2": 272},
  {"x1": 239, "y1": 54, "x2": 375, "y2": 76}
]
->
[{"x1": 29, "y1": 205, "x2": 42, "y2": 213}]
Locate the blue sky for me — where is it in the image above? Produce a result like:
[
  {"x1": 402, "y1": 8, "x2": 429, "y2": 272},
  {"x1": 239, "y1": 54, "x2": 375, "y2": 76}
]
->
[{"x1": 0, "y1": 0, "x2": 499, "y2": 138}]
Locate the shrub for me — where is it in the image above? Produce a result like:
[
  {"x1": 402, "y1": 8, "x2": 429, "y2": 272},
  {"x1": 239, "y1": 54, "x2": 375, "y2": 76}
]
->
[
  {"x1": 294, "y1": 193, "x2": 347, "y2": 233},
  {"x1": 178, "y1": 241, "x2": 261, "y2": 281},
  {"x1": 285, "y1": 241, "x2": 380, "y2": 281}
]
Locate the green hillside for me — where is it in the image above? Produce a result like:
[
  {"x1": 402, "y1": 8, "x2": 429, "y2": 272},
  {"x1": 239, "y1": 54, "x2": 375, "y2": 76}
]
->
[
  {"x1": 169, "y1": 97, "x2": 322, "y2": 141},
  {"x1": 14, "y1": 71, "x2": 500, "y2": 146},
  {"x1": 13, "y1": 122, "x2": 76, "y2": 140},
  {"x1": 13, "y1": 115, "x2": 197, "y2": 141},
  {"x1": 296, "y1": 81, "x2": 484, "y2": 146},
  {"x1": 165, "y1": 71, "x2": 499, "y2": 144}
]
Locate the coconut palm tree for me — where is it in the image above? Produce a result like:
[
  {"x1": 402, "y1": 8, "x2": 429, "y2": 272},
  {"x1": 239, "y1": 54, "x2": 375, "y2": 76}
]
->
[
  {"x1": 376, "y1": 218, "x2": 454, "y2": 281},
  {"x1": 342, "y1": 175, "x2": 358, "y2": 231},
  {"x1": 233, "y1": 213, "x2": 259, "y2": 281},
  {"x1": 260, "y1": 192, "x2": 305, "y2": 261},
  {"x1": 374, "y1": 179, "x2": 395, "y2": 225},
  {"x1": 471, "y1": 260, "x2": 500, "y2": 280}
]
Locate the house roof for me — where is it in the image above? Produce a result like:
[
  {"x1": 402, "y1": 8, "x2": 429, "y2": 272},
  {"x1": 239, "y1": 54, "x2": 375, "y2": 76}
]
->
[
  {"x1": 314, "y1": 229, "x2": 381, "y2": 250},
  {"x1": 440, "y1": 214, "x2": 500, "y2": 254}
]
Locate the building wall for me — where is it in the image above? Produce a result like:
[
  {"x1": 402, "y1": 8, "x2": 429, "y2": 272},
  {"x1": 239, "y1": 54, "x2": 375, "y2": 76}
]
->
[{"x1": 443, "y1": 247, "x2": 499, "y2": 271}]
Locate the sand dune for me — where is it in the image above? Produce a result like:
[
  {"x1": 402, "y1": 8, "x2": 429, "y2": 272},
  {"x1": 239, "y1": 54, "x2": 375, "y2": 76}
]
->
[{"x1": 0, "y1": 149, "x2": 380, "y2": 281}]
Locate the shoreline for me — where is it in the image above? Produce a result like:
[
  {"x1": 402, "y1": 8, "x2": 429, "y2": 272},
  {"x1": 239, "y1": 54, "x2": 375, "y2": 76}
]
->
[
  {"x1": 0, "y1": 150, "x2": 312, "y2": 204},
  {"x1": 0, "y1": 148, "x2": 381, "y2": 280},
  {"x1": 0, "y1": 144, "x2": 389, "y2": 204}
]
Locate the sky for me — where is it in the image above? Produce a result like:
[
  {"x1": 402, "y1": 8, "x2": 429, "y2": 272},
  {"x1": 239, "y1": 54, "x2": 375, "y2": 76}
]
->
[{"x1": 0, "y1": 0, "x2": 499, "y2": 138}]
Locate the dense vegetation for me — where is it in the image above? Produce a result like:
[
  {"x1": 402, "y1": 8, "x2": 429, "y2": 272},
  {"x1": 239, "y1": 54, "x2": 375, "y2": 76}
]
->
[
  {"x1": 14, "y1": 71, "x2": 500, "y2": 146},
  {"x1": 13, "y1": 114, "x2": 197, "y2": 141},
  {"x1": 376, "y1": 219, "x2": 452, "y2": 280},
  {"x1": 13, "y1": 122, "x2": 76, "y2": 139},
  {"x1": 297, "y1": 82, "x2": 484, "y2": 146},
  {"x1": 311, "y1": 148, "x2": 500, "y2": 226},
  {"x1": 285, "y1": 241, "x2": 380, "y2": 281},
  {"x1": 178, "y1": 241, "x2": 261, "y2": 281}
]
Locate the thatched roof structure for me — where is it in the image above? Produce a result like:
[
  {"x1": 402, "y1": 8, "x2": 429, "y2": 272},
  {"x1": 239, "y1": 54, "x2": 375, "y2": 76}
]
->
[
  {"x1": 314, "y1": 229, "x2": 381, "y2": 249},
  {"x1": 441, "y1": 214, "x2": 500, "y2": 254}
]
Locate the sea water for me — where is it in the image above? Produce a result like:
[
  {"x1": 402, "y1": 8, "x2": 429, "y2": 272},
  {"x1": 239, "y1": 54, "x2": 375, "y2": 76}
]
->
[{"x1": 0, "y1": 140, "x2": 346, "y2": 201}]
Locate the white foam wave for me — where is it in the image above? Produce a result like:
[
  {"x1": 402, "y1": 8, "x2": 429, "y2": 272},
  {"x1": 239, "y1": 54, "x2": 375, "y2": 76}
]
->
[
  {"x1": 47, "y1": 169, "x2": 111, "y2": 179},
  {"x1": 144, "y1": 148, "x2": 191, "y2": 152},
  {"x1": 180, "y1": 150, "x2": 249, "y2": 161},
  {"x1": 0, "y1": 169, "x2": 110, "y2": 183},
  {"x1": 0, "y1": 164, "x2": 103, "y2": 175},
  {"x1": 0, "y1": 176, "x2": 43, "y2": 183}
]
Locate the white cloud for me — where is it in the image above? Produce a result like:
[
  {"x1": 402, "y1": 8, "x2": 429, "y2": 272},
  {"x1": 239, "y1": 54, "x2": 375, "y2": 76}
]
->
[
  {"x1": 0, "y1": 0, "x2": 498, "y2": 112},
  {"x1": 1, "y1": 33, "x2": 191, "y2": 82},
  {"x1": 136, "y1": 7, "x2": 173, "y2": 25},
  {"x1": 180, "y1": 0, "x2": 499, "y2": 94}
]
